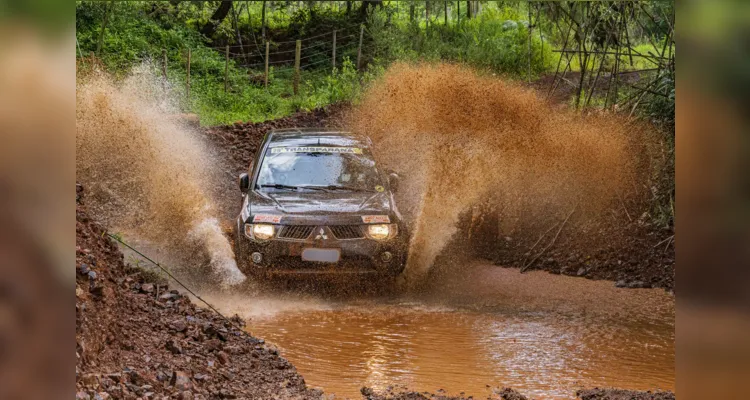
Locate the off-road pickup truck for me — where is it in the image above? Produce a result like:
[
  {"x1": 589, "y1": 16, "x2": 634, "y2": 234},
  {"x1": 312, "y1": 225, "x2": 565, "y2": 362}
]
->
[{"x1": 234, "y1": 128, "x2": 408, "y2": 279}]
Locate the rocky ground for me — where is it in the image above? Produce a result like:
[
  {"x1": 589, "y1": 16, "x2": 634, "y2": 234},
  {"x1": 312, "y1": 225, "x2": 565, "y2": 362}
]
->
[
  {"x1": 576, "y1": 388, "x2": 676, "y2": 400},
  {"x1": 199, "y1": 104, "x2": 674, "y2": 291},
  {"x1": 361, "y1": 387, "x2": 675, "y2": 400},
  {"x1": 75, "y1": 184, "x2": 322, "y2": 400}
]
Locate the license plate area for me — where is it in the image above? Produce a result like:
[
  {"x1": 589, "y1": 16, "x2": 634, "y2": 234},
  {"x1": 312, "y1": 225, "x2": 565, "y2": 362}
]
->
[{"x1": 301, "y1": 248, "x2": 341, "y2": 263}]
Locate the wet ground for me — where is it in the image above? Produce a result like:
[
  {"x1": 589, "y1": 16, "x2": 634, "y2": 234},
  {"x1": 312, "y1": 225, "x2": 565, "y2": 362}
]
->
[{"x1": 206, "y1": 262, "x2": 674, "y2": 399}]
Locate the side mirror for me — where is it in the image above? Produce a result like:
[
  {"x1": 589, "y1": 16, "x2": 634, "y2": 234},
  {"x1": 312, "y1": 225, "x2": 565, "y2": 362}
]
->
[
  {"x1": 388, "y1": 172, "x2": 400, "y2": 193},
  {"x1": 238, "y1": 173, "x2": 249, "y2": 192}
]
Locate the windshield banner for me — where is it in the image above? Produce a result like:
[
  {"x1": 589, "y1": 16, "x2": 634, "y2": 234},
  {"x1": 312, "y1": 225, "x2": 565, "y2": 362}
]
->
[{"x1": 271, "y1": 147, "x2": 363, "y2": 154}]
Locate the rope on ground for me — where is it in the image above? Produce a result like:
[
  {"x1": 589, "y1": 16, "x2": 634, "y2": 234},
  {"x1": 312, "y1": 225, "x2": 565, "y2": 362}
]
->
[{"x1": 106, "y1": 233, "x2": 257, "y2": 339}]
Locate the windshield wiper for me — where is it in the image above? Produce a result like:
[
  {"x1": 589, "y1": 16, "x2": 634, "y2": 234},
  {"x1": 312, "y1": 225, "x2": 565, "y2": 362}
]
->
[
  {"x1": 259, "y1": 184, "x2": 300, "y2": 191},
  {"x1": 301, "y1": 185, "x2": 375, "y2": 192}
]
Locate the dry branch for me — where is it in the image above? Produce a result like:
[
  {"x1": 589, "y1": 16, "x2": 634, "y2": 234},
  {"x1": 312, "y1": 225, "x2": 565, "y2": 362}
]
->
[{"x1": 521, "y1": 207, "x2": 577, "y2": 273}]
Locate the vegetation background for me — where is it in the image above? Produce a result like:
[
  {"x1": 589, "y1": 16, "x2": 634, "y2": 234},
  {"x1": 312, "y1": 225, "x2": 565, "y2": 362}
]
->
[{"x1": 75, "y1": 0, "x2": 674, "y2": 227}]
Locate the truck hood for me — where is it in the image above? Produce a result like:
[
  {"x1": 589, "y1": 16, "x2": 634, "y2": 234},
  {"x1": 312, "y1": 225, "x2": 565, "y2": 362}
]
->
[{"x1": 249, "y1": 190, "x2": 392, "y2": 216}]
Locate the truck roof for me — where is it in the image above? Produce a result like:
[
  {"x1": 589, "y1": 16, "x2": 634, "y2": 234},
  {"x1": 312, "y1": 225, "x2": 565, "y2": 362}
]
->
[{"x1": 267, "y1": 128, "x2": 372, "y2": 148}]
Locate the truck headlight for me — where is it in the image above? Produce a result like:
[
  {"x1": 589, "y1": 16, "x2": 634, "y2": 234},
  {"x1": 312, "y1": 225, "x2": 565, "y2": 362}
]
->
[
  {"x1": 368, "y1": 224, "x2": 397, "y2": 240},
  {"x1": 245, "y1": 223, "x2": 275, "y2": 240}
]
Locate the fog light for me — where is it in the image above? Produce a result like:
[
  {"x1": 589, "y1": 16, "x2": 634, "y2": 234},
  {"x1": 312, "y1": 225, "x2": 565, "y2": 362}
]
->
[
  {"x1": 251, "y1": 252, "x2": 263, "y2": 264},
  {"x1": 250, "y1": 223, "x2": 275, "y2": 240},
  {"x1": 381, "y1": 251, "x2": 393, "y2": 262}
]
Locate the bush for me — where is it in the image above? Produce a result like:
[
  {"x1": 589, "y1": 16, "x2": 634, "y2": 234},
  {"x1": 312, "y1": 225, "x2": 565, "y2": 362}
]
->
[{"x1": 368, "y1": 6, "x2": 552, "y2": 78}]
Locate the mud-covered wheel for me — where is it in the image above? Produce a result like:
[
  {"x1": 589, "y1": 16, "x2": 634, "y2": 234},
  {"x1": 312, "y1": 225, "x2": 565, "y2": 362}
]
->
[{"x1": 233, "y1": 223, "x2": 270, "y2": 283}]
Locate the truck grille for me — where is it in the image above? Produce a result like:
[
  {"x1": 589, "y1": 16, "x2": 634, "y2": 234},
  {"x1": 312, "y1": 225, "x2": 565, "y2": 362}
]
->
[
  {"x1": 278, "y1": 225, "x2": 315, "y2": 240},
  {"x1": 329, "y1": 225, "x2": 364, "y2": 239}
]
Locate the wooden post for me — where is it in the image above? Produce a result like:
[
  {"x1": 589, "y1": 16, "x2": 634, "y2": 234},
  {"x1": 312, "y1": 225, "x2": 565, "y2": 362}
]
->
[
  {"x1": 356, "y1": 24, "x2": 364, "y2": 70},
  {"x1": 293, "y1": 40, "x2": 301, "y2": 95},
  {"x1": 162, "y1": 49, "x2": 167, "y2": 80},
  {"x1": 186, "y1": 49, "x2": 191, "y2": 99},
  {"x1": 332, "y1": 30, "x2": 337, "y2": 71},
  {"x1": 264, "y1": 41, "x2": 270, "y2": 89},
  {"x1": 224, "y1": 45, "x2": 229, "y2": 93},
  {"x1": 527, "y1": 4, "x2": 532, "y2": 83}
]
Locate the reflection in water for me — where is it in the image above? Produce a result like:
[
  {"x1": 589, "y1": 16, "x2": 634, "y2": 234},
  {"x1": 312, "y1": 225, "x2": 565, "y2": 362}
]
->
[{"x1": 208, "y1": 264, "x2": 674, "y2": 399}]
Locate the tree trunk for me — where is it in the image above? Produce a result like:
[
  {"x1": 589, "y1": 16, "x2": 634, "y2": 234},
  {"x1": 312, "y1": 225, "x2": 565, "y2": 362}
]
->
[
  {"x1": 261, "y1": 1, "x2": 267, "y2": 41},
  {"x1": 359, "y1": 0, "x2": 380, "y2": 22},
  {"x1": 410, "y1": 2, "x2": 415, "y2": 22},
  {"x1": 96, "y1": 0, "x2": 115, "y2": 55},
  {"x1": 346, "y1": 1, "x2": 352, "y2": 14},
  {"x1": 200, "y1": 0, "x2": 233, "y2": 38},
  {"x1": 426, "y1": 1, "x2": 430, "y2": 29},
  {"x1": 466, "y1": 1, "x2": 472, "y2": 19}
]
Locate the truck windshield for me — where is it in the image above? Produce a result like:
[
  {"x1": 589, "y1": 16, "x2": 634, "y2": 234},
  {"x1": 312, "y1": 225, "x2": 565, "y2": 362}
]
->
[{"x1": 256, "y1": 148, "x2": 383, "y2": 191}]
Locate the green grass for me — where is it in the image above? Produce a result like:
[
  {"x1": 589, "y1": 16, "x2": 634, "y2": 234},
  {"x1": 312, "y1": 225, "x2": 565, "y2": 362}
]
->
[{"x1": 547, "y1": 40, "x2": 674, "y2": 74}]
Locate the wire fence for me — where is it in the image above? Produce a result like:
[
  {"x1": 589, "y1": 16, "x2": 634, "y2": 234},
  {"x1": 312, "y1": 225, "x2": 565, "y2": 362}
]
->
[{"x1": 78, "y1": 23, "x2": 371, "y2": 97}]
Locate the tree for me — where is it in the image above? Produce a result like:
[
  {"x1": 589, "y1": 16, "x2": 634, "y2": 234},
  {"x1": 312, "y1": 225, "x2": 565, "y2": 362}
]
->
[
  {"x1": 359, "y1": 0, "x2": 382, "y2": 22},
  {"x1": 200, "y1": 0, "x2": 233, "y2": 37}
]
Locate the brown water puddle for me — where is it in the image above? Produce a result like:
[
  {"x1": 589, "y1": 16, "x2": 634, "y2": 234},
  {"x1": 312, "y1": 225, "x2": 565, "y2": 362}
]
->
[{"x1": 209, "y1": 263, "x2": 674, "y2": 399}]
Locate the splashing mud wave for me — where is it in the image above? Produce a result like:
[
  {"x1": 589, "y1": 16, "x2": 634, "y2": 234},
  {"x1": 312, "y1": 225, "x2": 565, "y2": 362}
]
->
[
  {"x1": 350, "y1": 63, "x2": 649, "y2": 284},
  {"x1": 76, "y1": 66, "x2": 245, "y2": 286}
]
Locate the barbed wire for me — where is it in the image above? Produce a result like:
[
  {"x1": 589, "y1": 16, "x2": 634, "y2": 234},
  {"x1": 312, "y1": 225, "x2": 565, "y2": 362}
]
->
[
  {"x1": 238, "y1": 40, "x2": 375, "y2": 70},
  {"x1": 207, "y1": 23, "x2": 361, "y2": 50},
  {"x1": 272, "y1": 23, "x2": 361, "y2": 45}
]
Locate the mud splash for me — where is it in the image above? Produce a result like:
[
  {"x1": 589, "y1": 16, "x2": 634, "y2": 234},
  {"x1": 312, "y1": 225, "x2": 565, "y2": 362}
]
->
[
  {"x1": 350, "y1": 63, "x2": 649, "y2": 284},
  {"x1": 76, "y1": 65, "x2": 245, "y2": 286}
]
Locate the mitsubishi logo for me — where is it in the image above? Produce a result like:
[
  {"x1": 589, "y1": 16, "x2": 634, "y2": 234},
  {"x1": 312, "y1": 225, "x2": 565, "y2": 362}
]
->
[{"x1": 314, "y1": 227, "x2": 328, "y2": 240}]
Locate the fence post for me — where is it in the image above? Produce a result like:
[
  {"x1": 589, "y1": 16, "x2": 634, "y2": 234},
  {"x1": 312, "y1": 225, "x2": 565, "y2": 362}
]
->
[
  {"x1": 162, "y1": 49, "x2": 167, "y2": 81},
  {"x1": 293, "y1": 39, "x2": 301, "y2": 95},
  {"x1": 332, "y1": 30, "x2": 337, "y2": 71},
  {"x1": 356, "y1": 24, "x2": 364, "y2": 70},
  {"x1": 224, "y1": 45, "x2": 229, "y2": 93},
  {"x1": 186, "y1": 48, "x2": 191, "y2": 100},
  {"x1": 264, "y1": 41, "x2": 270, "y2": 89},
  {"x1": 527, "y1": 4, "x2": 532, "y2": 83}
]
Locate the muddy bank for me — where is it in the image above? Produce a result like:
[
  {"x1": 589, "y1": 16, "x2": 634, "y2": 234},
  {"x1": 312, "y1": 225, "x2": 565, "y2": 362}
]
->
[
  {"x1": 362, "y1": 387, "x2": 675, "y2": 400},
  {"x1": 75, "y1": 184, "x2": 321, "y2": 399},
  {"x1": 463, "y1": 207, "x2": 674, "y2": 290},
  {"x1": 200, "y1": 103, "x2": 673, "y2": 291}
]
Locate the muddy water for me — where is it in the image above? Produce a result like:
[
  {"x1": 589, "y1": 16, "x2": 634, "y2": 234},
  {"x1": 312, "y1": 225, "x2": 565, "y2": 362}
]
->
[{"x1": 209, "y1": 264, "x2": 674, "y2": 399}]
